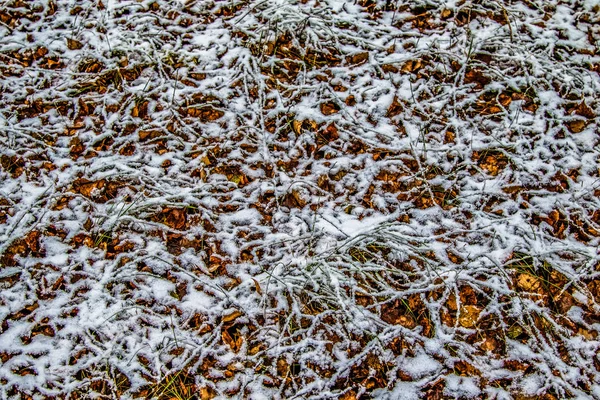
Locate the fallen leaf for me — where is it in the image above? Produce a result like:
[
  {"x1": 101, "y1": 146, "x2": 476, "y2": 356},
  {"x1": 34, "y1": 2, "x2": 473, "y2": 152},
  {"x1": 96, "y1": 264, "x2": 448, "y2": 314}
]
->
[
  {"x1": 222, "y1": 310, "x2": 243, "y2": 323},
  {"x1": 517, "y1": 273, "x2": 541, "y2": 293},
  {"x1": 282, "y1": 190, "x2": 307, "y2": 208},
  {"x1": 67, "y1": 38, "x2": 83, "y2": 50},
  {"x1": 340, "y1": 390, "x2": 358, "y2": 400},
  {"x1": 320, "y1": 123, "x2": 339, "y2": 142},
  {"x1": 441, "y1": 8, "x2": 453, "y2": 18},
  {"x1": 320, "y1": 101, "x2": 340, "y2": 115},
  {"x1": 458, "y1": 305, "x2": 481, "y2": 328},
  {"x1": 464, "y1": 68, "x2": 491, "y2": 88},
  {"x1": 480, "y1": 335, "x2": 498, "y2": 352},
  {"x1": 444, "y1": 130, "x2": 456, "y2": 143},
  {"x1": 401, "y1": 59, "x2": 423, "y2": 73},
  {"x1": 13, "y1": 366, "x2": 36, "y2": 376},
  {"x1": 252, "y1": 278, "x2": 263, "y2": 295},
  {"x1": 572, "y1": 101, "x2": 595, "y2": 119},
  {"x1": 346, "y1": 52, "x2": 369, "y2": 65},
  {"x1": 200, "y1": 387, "x2": 216, "y2": 400},
  {"x1": 386, "y1": 96, "x2": 404, "y2": 118},
  {"x1": 162, "y1": 207, "x2": 187, "y2": 230},
  {"x1": 291, "y1": 120, "x2": 302, "y2": 135},
  {"x1": 71, "y1": 179, "x2": 95, "y2": 198},
  {"x1": 454, "y1": 360, "x2": 481, "y2": 376},
  {"x1": 567, "y1": 119, "x2": 587, "y2": 133},
  {"x1": 507, "y1": 324, "x2": 524, "y2": 339},
  {"x1": 345, "y1": 95, "x2": 356, "y2": 106},
  {"x1": 221, "y1": 328, "x2": 243, "y2": 352}
]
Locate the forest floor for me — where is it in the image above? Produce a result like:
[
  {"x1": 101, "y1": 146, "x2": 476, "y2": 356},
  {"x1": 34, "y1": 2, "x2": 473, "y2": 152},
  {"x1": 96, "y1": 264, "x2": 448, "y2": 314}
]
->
[{"x1": 1, "y1": 0, "x2": 600, "y2": 399}]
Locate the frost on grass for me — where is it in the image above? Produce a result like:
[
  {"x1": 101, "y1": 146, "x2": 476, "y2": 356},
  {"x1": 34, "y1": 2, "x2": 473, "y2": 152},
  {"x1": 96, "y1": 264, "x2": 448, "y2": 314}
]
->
[{"x1": 1, "y1": 0, "x2": 600, "y2": 398}]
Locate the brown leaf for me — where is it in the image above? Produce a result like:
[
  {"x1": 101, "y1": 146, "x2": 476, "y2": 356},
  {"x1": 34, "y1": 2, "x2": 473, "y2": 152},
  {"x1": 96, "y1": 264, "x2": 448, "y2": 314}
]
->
[
  {"x1": 320, "y1": 123, "x2": 339, "y2": 142},
  {"x1": 72, "y1": 178, "x2": 106, "y2": 199},
  {"x1": 31, "y1": 324, "x2": 55, "y2": 338},
  {"x1": 13, "y1": 366, "x2": 36, "y2": 376},
  {"x1": 345, "y1": 95, "x2": 356, "y2": 106},
  {"x1": 381, "y1": 302, "x2": 417, "y2": 328},
  {"x1": 346, "y1": 52, "x2": 369, "y2": 65},
  {"x1": 446, "y1": 250, "x2": 464, "y2": 264},
  {"x1": 498, "y1": 93, "x2": 512, "y2": 107},
  {"x1": 381, "y1": 64, "x2": 398, "y2": 73},
  {"x1": 567, "y1": 119, "x2": 587, "y2": 133},
  {"x1": 200, "y1": 387, "x2": 216, "y2": 400},
  {"x1": 441, "y1": 8, "x2": 453, "y2": 19},
  {"x1": 503, "y1": 360, "x2": 531, "y2": 372},
  {"x1": 187, "y1": 106, "x2": 225, "y2": 122},
  {"x1": 162, "y1": 208, "x2": 187, "y2": 230},
  {"x1": 480, "y1": 335, "x2": 498, "y2": 352},
  {"x1": 572, "y1": 101, "x2": 595, "y2": 119},
  {"x1": 464, "y1": 68, "x2": 491, "y2": 89},
  {"x1": 0, "y1": 270, "x2": 20, "y2": 289},
  {"x1": 132, "y1": 100, "x2": 149, "y2": 118},
  {"x1": 454, "y1": 360, "x2": 481, "y2": 376},
  {"x1": 282, "y1": 190, "x2": 307, "y2": 208},
  {"x1": 8, "y1": 302, "x2": 39, "y2": 321},
  {"x1": 475, "y1": 150, "x2": 509, "y2": 176},
  {"x1": 41, "y1": 57, "x2": 64, "y2": 69},
  {"x1": 67, "y1": 38, "x2": 83, "y2": 50},
  {"x1": 69, "y1": 136, "x2": 85, "y2": 156},
  {"x1": 320, "y1": 101, "x2": 340, "y2": 115},
  {"x1": 386, "y1": 96, "x2": 404, "y2": 118},
  {"x1": 51, "y1": 276, "x2": 66, "y2": 291},
  {"x1": 0, "y1": 352, "x2": 19, "y2": 363},
  {"x1": 221, "y1": 328, "x2": 242, "y2": 352},
  {"x1": 139, "y1": 130, "x2": 162, "y2": 141},
  {"x1": 400, "y1": 59, "x2": 423, "y2": 73},
  {"x1": 169, "y1": 347, "x2": 185, "y2": 356}
]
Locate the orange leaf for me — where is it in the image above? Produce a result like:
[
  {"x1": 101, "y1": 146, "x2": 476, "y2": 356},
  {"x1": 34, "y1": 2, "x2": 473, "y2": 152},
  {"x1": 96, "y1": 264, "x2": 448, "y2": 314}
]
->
[
  {"x1": 320, "y1": 101, "x2": 340, "y2": 115},
  {"x1": 222, "y1": 310, "x2": 243, "y2": 323}
]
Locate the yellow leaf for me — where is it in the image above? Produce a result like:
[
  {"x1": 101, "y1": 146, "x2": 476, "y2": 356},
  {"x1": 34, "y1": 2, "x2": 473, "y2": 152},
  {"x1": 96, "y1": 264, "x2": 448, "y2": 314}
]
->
[
  {"x1": 292, "y1": 120, "x2": 302, "y2": 135},
  {"x1": 252, "y1": 278, "x2": 263, "y2": 295},
  {"x1": 222, "y1": 310, "x2": 242, "y2": 323},
  {"x1": 458, "y1": 305, "x2": 481, "y2": 328}
]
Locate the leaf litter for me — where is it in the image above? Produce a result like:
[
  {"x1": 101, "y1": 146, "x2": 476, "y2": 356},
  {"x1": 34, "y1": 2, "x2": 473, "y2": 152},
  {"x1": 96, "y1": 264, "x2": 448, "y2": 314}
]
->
[{"x1": 1, "y1": 0, "x2": 600, "y2": 398}]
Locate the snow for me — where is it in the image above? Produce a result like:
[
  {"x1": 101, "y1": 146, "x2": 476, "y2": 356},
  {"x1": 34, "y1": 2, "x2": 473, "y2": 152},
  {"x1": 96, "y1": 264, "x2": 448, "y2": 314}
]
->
[
  {"x1": 444, "y1": 374, "x2": 481, "y2": 398},
  {"x1": 1, "y1": 0, "x2": 600, "y2": 398}
]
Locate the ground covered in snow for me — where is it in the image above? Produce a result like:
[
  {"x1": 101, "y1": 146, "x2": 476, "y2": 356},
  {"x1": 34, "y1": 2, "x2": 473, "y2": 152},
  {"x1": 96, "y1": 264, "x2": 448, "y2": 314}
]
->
[{"x1": 1, "y1": 0, "x2": 600, "y2": 398}]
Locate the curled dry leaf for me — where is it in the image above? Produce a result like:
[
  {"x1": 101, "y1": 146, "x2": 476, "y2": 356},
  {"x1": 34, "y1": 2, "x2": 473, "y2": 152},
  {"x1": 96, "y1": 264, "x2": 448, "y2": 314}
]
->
[
  {"x1": 282, "y1": 189, "x2": 307, "y2": 208},
  {"x1": 572, "y1": 101, "x2": 595, "y2": 119},
  {"x1": 386, "y1": 96, "x2": 404, "y2": 118},
  {"x1": 291, "y1": 119, "x2": 303, "y2": 135},
  {"x1": 222, "y1": 310, "x2": 243, "y2": 323},
  {"x1": 252, "y1": 278, "x2": 263, "y2": 295},
  {"x1": 400, "y1": 59, "x2": 423, "y2": 73}
]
